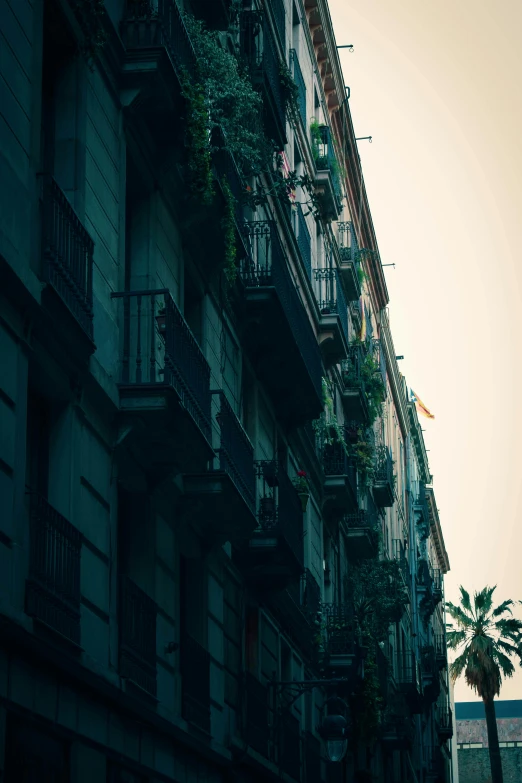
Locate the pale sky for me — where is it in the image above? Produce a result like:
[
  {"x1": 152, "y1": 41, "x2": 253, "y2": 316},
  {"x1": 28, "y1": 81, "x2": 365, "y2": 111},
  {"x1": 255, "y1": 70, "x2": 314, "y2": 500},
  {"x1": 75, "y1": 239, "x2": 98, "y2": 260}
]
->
[{"x1": 329, "y1": 0, "x2": 522, "y2": 702}]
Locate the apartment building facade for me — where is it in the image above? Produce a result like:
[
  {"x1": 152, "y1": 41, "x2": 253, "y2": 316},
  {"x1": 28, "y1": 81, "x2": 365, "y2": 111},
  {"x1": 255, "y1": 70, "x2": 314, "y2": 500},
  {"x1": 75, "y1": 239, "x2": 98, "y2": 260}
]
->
[{"x1": 0, "y1": 1, "x2": 451, "y2": 781}]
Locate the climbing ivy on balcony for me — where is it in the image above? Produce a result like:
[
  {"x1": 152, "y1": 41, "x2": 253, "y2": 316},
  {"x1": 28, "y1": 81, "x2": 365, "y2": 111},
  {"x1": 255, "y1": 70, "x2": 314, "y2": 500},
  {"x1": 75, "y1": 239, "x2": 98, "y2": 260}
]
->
[
  {"x1": 71, "y1": 0, "x2": 108, "y2": 63},
  {"x1": 221, "y1": 177, "x2": 237, "y2": 284},
  {"x1": 180, "y1": 72, "x2": 215, "y2": 204},
  {"x1": 313, "y1": 376, "x2": 349, "y2": 452}
]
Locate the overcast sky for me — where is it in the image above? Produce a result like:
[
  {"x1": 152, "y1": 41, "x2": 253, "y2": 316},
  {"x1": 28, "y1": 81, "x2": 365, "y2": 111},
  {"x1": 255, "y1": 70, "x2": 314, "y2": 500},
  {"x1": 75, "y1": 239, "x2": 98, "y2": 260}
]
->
[{"x1": 329, "y1": 0, "x2": 522, "y2": 701}]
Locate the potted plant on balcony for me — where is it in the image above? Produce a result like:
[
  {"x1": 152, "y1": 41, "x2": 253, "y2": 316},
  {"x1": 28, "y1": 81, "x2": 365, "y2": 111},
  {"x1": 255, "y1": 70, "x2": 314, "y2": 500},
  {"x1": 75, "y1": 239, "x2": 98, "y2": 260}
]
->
[
  {"x1": 259, "y1": 495, "x2": 276, "y2": 522},
  {"x1": 293, "y1": 470, "x2": 310, "y2": 512}
]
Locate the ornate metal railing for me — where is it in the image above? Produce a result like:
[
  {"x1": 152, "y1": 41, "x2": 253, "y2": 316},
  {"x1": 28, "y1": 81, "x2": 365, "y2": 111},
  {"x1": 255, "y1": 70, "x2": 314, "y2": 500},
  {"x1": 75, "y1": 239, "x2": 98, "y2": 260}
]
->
[
  {"x1": 434, "y1": 633, "x2": 447, "y2": 667},
  {"x1": 336, "y1": 221, "x2": 358, "y2": 262},
  {"x1": 290, "y1": 49, "x2": 306, "y2": 128},
  {"x1": 121, "y1": 0, "x2": 197, "y2": 77},
  {"x1": 254, "y1": 462, "x2": 304, "y2": 570},
  {"x1": 414, "y1": 480, "x2": 429, "y2": 522},
  {"x1": 393, "y1": 650, "x2": 421, "y2": 692},
  {"x1": 313, "y1": 267, "x2": 349, "y2": 344},
  {"x1": 321, "y1": 603, "x2": 356, "y2": 656},
  {"x1": 119, "y1": 575, "x2": 157, "y2": 696},
  {"x1": 25, "y1": 493, "x2": 82, "y2": 644},
  {"x1": 214, "y1": 391, "x2": 255, "y2": 514},
  {"x1": 392, "y1": 538, "x2": 409, "y2": 587},
  {"x1": 316, "y1": 125, "x2": 342, "y2": 207},
  {"x1": 432, "y1": 568, "x2": 443, "y2": 601},
  {"x1": 181, "y1": 634, "x2": 211, "y2": 732},
  {"x1": 375, "y1": 444, "x2": 394, "y2": 486},
  {"x1": 343, "y1": 508, "x2": 378, "y2": 531},
  {"x1": 341, "y1": 341, "x2": 368, "y2": 389},
  {"x1": 111, "y1": 289, "x2": 212, "y2": 441},
  {"x1": 39, "y1": 174, "x2": 94, "y2": 339},
  {"x1": 296, "y1": 202, "x2": 311, "y2": 279},
  {"x1": 241, "y1": 220, "x2": 322, "y2": 402}
]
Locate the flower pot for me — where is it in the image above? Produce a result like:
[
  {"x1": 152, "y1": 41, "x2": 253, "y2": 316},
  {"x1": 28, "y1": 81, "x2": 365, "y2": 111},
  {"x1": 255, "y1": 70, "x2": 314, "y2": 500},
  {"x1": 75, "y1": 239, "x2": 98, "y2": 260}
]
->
[{"x1": 298, "y1": 491, "x2": 310, "y2": 513}]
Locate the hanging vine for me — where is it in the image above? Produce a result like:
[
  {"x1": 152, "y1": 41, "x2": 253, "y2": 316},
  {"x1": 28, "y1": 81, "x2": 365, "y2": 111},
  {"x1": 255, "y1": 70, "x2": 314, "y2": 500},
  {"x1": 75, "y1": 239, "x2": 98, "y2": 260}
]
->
[{"x1": 221, "y1": 177, "x2": 237, "y2": 285}]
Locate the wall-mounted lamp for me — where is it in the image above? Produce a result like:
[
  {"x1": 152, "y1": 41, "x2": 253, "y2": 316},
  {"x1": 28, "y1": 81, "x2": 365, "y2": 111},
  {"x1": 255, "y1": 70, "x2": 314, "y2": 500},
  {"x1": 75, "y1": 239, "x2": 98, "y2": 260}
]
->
[
  {"x1": 336, "y1": 45, "x2": 354, "y2": 53},
  {"x1": 356, "y1": 136, "x2": 372, "y2": 143},
  {"x1": 395, "y1": 355, "x2": 404, "y2": 361},
  {"x1": 344, "y1": 85, "x2": 351, "y2": 99},
  {"x1": 318, "y1": 696, "x2": 351, "y2": 762}
]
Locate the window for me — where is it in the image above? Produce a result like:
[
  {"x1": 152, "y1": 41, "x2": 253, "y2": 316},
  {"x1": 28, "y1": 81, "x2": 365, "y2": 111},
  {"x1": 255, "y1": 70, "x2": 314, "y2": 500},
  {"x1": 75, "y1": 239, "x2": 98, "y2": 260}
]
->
[{"x1": 26, "y1": 389, "x2": 51, "y2": 496}]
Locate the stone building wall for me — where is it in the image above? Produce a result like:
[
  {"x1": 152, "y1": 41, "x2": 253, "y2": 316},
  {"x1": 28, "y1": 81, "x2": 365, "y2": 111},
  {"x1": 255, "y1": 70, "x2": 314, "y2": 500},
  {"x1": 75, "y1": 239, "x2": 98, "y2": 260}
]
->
[{"x1": 458, "y1": 747, "x2": 522, "y2": 783}]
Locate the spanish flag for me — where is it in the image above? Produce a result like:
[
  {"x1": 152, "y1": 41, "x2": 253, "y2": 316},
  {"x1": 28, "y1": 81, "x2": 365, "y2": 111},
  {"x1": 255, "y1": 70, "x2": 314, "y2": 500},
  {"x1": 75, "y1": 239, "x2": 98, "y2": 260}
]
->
[{"x1": 411, "y1": 390, "x2": 435, "y2": 420}]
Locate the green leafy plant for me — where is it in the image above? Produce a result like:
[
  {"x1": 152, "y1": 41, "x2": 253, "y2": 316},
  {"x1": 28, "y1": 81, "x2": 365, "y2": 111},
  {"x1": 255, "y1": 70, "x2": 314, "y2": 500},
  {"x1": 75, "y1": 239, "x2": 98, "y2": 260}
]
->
[
  {"x1": 361, "y1": 353, "x2": 385, "y2": 424},
  {"x1": 313, "y1": 377, "x2": 349, "y2": 453},
  {"x1": 279, "y1": 61, "x2": 299, "y2": 118},
  {"x1": 221, "y1": 177, "x2": 237, "y2": 284},
  {"x1": 180, "y1": 72, "x2": 214, "y2": 204},
  {"x1": 72, "y1": 0, "x2": 108, "y2": 64},
  {"x1": 310, "y1": 118, "x2": 322, "y2": 163}
]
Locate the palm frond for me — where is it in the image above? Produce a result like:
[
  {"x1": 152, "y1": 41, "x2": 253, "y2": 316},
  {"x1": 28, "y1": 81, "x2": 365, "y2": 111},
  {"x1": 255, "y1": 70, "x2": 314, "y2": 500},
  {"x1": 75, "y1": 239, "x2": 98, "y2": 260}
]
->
[
  {"x1": 496, "y1": 638, "x2": 522, "y2": 661},
  {"x1": 495, "y1": 618, "x2": 522, "y2": 637},
  {"x1": 492, "y1": 599, "x2": 514, "y2": 618},
  {"x1": 446, "y1": 601, "x2": 474, "y2": 629},
  {"x1": 447, "y1": 629, "x2": 466, "y2": 649},
  {"x1": 493, "y1": 649, "x2": 515, "y2": 680},
  {"x1": 474, "y1": 585, "x2": 496, "y2": 618},
  {"x1": 459, "y1": 586, "x2": 473, "y2": 615},
  {"x1": 449, "y1": 650, "x2": 468, "y2": 683}
]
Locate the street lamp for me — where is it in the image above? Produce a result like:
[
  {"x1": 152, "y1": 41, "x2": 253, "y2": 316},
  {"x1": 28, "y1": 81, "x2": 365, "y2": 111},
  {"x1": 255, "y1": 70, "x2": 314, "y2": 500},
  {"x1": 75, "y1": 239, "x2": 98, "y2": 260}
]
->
[{"x1": 318, "y1": 696, "x2": 350, "y2": 762}]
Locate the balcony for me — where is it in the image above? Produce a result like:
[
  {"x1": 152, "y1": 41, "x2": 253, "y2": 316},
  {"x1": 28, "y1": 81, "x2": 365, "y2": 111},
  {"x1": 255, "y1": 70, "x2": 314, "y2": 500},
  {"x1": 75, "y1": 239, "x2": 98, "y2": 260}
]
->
[
  {"x1": 432, "y1": 568, "x2": 443, "y2": 604},
  {"x1": 181, "y1": 634, "x2": 211, "y2": 733},
  {"x1": 240, "y1": 221, "x2": 323, "y2": 426},
  {"x1": 111, "y1": 289, "x2": 214, "y2": 476},
  {"x1": 417, "y1": 559, "x2": 442, "y2": 620},
  {"x1": 373, "y1": 444, "x2": 395, "y2": 507},
  {"x1": 321, "y1": 602, "x2": 357, "y2": 671},
  {"x1": 321, "y1": 430, "x2": 358, "y2": 517},
  {"x1": 242, "y1": 12, "x2": 286, "y2": 147},
  {"x1": 39, "y1": 174, "x2": 94, "y2": 345},
  {"x1": 420, "y1": 644, "x2": 440, "y2": 705},
  {"x1": 437, "y1": 708, "x2": 453, "y2": 741},
  {"x1": 290, "y1": 49, "x2": 307, "y2": 129},
  {"x1": 25, "y1": 493, "x2": 82, "y2": 646},
  {"x1": 120, "y1": 0, "x2": 196, "y2": 137},
  {"x1": 434, "y1": 633, "x2": 448, "y2": 669},
  {"x1": 335, "y1": 222, "x2": 361, "y2": 301},
  {"x1": 340, "y1": 343, "x2": 370, "y2": 422},
  {"x1": 392, "y1": 651, "x2": 423, "y2": 713},
  {"x1": 268, "y1": 569, "x2": 322, "y2": 662},
  {"x1": 119, "y1": 575, "x2": 157, "y2": 698},
  {"x1": 392, "y1": 539, "x2": 410, "y2": 595},
  {"x1": 245, "y1": 673, "x2": 270, "y2": 758},
  {"x1": 241, "y1": 464, "x2": 304, "y2": 588},
  {"x1": 380, "y1": 714, "x2": 415, "y2": 750},
  {"x1": 296, "y1": 202, "x2": 312, "y2": 280},
  {"x1": 414, "y1": 481, "x2": 430, "y2": 529},
  {"x1": 313, "y1": 267, "x2": 349, "y2": 364},
  {"x1": 313, "y1": 126, "x2": 343, "y2": 219},
  {"x1": 341, "y1": 509, "x2": 379, "y2": 560},
  {"x1": 183, "y1": 391, "x2": 257, "y2": 545}
]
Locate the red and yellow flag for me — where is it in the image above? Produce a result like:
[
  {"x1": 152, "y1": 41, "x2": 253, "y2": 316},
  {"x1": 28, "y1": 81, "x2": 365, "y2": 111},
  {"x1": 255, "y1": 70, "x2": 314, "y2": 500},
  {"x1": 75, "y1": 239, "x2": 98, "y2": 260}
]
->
[{"x1": 411, "y1": 390, "x2": 435, "y2": 420}]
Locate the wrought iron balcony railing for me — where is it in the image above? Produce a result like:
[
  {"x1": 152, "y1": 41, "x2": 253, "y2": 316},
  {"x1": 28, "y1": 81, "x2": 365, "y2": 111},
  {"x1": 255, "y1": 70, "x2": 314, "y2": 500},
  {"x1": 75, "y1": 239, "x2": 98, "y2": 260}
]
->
[
  {"x1": 181, "y1": 634, "x2": 211, "y2": 732},
  {"x1": 393, "y1": 650, "x2": 421, "y2": 694},
  {"x1": 121, "y1": 0, "x2": 197, "y2": 77},
  {"x1": 321, "y1": 602, "x2": 356, "y2": 657},
  {"x1": 434, "y1": 633, "x2": 448, "y2": 668},
  {"x1": 296, "y1": 202, "x2": 312, "y2": 279},
  {"x1": 432, "y1": 568, "x2": 443, "y2": 602},
  {"x1": 39, "y1": 174, "x2": 94, "y2": 339},
  {"x1": 112, "y1": 289, "x2": 212, "y2": 442},
  {"x1": 373, "y1": 444, "x2": 395, "y2": 507},
  {"x1": 313, "y1": 267, "x2": 349, "y2": 345},
  {"x1": 437, "y1": 707, "x2": 453, "y2": 740},
  {"x1": 241, "y1": 220, "x2": 323, "y2": 407},
  {"x1": 414, "y1": 480, "x2": 429, "y2": 523},
  {"x1": 119, "y1": 575, "x2": 157, "y2": 696},
  {"x1": 214, "y1": 391, "x2": 256, "y2": 515},
  {"x1": 290, "y1": 49, "x2": 307, "y2": 128},
  {"x1": 255, "y1": 463, "x2": 304, "y2": 569},
  {"x1": 336, "y1": 221, "x2": 358, "y2": 262},
  {"x1": 25, "y1": 493, "x2": 82, "y2": 645},
  {"x1": 242, "y1": 12, "x2": 286, "y2": 144},
  {"x1": 392, "y1": 538, "x2": 410, "y2": 589},
  {"x1": 314, "y1": 125, "x2": 343, "y2": 215}
]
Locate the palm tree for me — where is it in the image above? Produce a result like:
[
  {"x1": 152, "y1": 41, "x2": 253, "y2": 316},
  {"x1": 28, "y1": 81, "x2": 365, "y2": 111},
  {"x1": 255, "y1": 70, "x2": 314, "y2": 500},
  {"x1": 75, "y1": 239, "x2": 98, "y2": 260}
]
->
[{"x1": 446, "y1": 586, "x2": 522, "y2": 783}]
